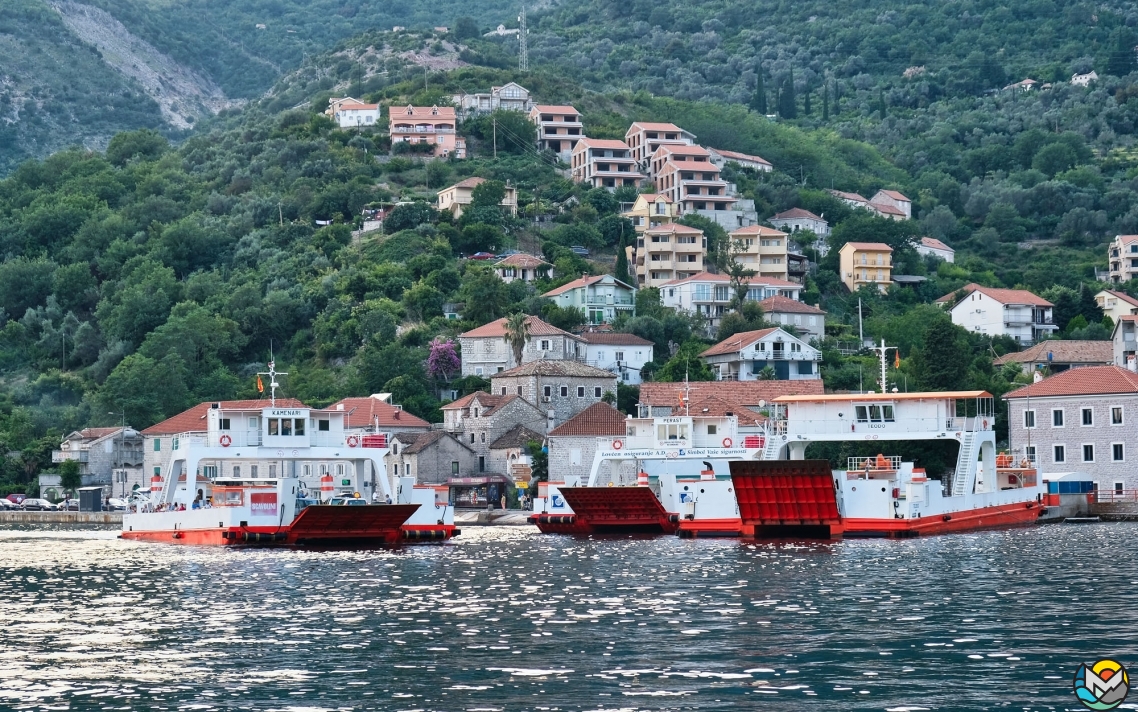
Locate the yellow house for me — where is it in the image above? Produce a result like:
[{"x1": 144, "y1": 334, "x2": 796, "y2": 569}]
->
[
  {"x1": 632, "y1": 223, "x2": 705, "y2": 288},
  {"x1": 728, "y1": 225, "x2": 790, "y2": 280},
  {"x1": 436, "y1": 177, "x2": 518, "y2": 218},
  {"x1": 838, "y1": 242, "x2": 893, "y2": 293},
  {"x1": 621, "y1": 193, "x2": 678, "y2": 235}
]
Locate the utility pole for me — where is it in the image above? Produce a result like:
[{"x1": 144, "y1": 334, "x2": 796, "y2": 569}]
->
[
  {"x1": 858, "y1": 298, "x2": 864, "y2": 345},
  {"x1": 493, "y1": 116, "x2": 497, "y2": 159},
  {"x1": 424, "y1": 65, "x2": 428, "y2": 91},
  {"x1": 278, "y1": 201, "x2": 284, "y2": 226},
  {"x1": 518, "y1": 5, "x2": 528, "y2": 71}
]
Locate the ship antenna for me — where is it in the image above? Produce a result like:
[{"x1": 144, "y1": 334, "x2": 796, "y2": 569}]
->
[
  {"x1": 683, "y1": 367, "x2": 690, "y2": 416},
  {"x1": 257, "y1": 347, "x2": 289, "y2": 407},
  {"x1": 870, "y1": 338, "x2": 896, "y2": 393}
]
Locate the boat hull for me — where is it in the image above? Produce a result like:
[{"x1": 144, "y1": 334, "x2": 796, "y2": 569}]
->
[
  {"x1": 531, "y1": 487, "x2": 680, "y2": 535},
  {"x1": 838, "y1": 501, "x2": 1045, "y2": 538}
]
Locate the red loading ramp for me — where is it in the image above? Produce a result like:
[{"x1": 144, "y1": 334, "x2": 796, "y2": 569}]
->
[
  {"x1": 557, "y1": 487, "x2": 678, "y2": 533},
  {"x1": 288, "y1": 504, "x2": 419, "y2": 544},
  {"x1": 729, "y1": 460, "x2": 841, "y2": 527}
]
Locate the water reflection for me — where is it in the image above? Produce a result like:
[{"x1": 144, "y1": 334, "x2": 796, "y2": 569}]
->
[{"x1": 0, "y1": 524, "x2": 1133, "y2": 710}]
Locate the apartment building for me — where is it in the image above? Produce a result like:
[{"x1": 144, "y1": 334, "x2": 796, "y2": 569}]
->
[
  {"x1": 653, "y1": 145, "x2": 735, "y2": 207},
  {"x1": 624, "y1": 122, "x2": 697, "y2": 165},
  {"x1": 838, "y1": 242, "x2": 893, "y2": 293},
  {"x1": 436, "y1": 177, "x2": 517, "y2": 218},
  {"x1": 659, "y1": 272, "x2": 803, "y2": 331},
  {"x1": 389, "y1": 105, "x2": 463, "y2": 158},
  {"x1": 451, "y1": 82, "x2": 532, "y2": 117},
  {"x1": 1108, "y1": 235, "x2": 1138, "y2": 283},
  {"x1": 633, "y1": 223, "x2": 704, "y2": 287},
  {"x1": 938, "y1": 284, "x2": 1058, "y2": 344},
  {"x1": 622, "y1": 193, "x2": 678, "y2": 234},
  {"x1": 727, "y1": 225, "x2": 790, "y2": 280},
  {"x1": 570, "y1": 138, "x2": 644, "y2": 189},
  {"x1": 529, "y1": 105, "x2": 584, "y2": 161}
]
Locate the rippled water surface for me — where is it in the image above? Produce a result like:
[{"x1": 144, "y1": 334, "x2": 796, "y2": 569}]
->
[{"x1": 1, "y1": 523, "x2": 1135, "y2": 711}]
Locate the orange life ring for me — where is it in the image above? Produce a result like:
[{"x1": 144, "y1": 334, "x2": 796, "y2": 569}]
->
[
  {"x1": 347, "y1": 435, "x2": 360, "y2": 448},
  {"x1": 722, "y1": 437, "x2": 733, "y2": 448},
  {"x1": 612, "y1": 439, "x2": 623, "y2": 450},
  {"x1": 219, "y1": 435, "x2": 232, "y2": 447}
]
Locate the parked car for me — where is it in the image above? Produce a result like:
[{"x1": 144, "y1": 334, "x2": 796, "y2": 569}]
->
[
  {"x1": 21, "y1": 498, "x2": 59, "y2": 511},
  {"x1": 468, "y1": 251, "x2": 497, "y2": 260},
  {"x1": 569, "y1": 245, "x2": 590, "y2": 256},
  {"x1": 59, "y1": 498, "x2": 79, "y2": 511},
  {"x1": 106, "y1": 498, "x2": 129, "y2": 511},
  {"x1": 0, "y1": 499, "x2": 15, "y2": 511},
  {"x1": 5, "y1": 494, "x2": 26, "y2": 505}
]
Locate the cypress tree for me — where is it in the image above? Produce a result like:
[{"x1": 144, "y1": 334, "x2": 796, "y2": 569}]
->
[
  {"x1": 614, "y1": 245, "x2": 631, "y2": 280},
  {"x1": 822, "y1": 82, "x2": 830, "y2": 120},
  {"x1": 779, "y1": 74, "x2": 797, "y2": 119},
  {"x1": 803, "y1": 86, "x2": 811, "y2": 115},
  {"x1": 751, "y1": 70, "x2": 768, "y2": 114}
]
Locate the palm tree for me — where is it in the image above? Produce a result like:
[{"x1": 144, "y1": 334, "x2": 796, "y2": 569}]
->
[{"x1": 503, "y1": 312, "x2": 531, "y2": 367}]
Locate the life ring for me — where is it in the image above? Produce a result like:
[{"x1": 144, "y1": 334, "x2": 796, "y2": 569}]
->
[
  {"x1": 347, "y1": 435, "x2": 360, "y2": 447},
  {"x1": 612, "y1": 439, "x2": 623, "y2": 450},
  {"x1": 722, "y1": 437, "x2": 733, "y2": 448},
  {"x1": 219, "y1": 435, "x2": 232, "y2": 447}
]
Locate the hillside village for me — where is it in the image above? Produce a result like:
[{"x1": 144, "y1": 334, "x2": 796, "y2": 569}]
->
[{"x1": 25, "y1": 73, "x2": 1138, "y2": 504}]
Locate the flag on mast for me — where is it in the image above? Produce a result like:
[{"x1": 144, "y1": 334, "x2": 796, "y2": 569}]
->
[
  {"x1": 256, "y1": 375, "x2": 264, "y2": 393},
  {"x1": 894, "y1": 350, "x2": 900, "y2": 369}
]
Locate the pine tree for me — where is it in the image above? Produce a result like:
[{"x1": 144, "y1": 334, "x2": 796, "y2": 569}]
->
[{"x1": 751, "y1": 70, "x2": 767, "y2": 114}]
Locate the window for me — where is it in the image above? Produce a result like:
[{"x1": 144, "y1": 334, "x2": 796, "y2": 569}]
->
[
  {"x1": 294, "y1": 419, "x2": 305, "y2": 436},
  {"x1": 318, "y1": 419, "x2": 330, "y2": 431},
  {"x1": 560, "y1": 386, "x2": 568, "y2": 397},
  {"x1": 219, "y1": 418, "x2": 231, "y2": 430},
  {"x1": 269, "y1": 465, "x2": 276, "y2": 477},
  {"x1": 392, "y1": 443, "x2": 399, "y2": 455},
  {"x1": 1053, "y1": 445, "x2": 1065, "y2": 463},
  {"x1": 501, "y1": 387, "x2": 507, "y2": 395},
  {"x1": 249, "y1": 417, "x2": 258, "y2": 428},
  {"x1": 478, "y1": 456, "x2": 485, "y2": 472},
  {"x1": 1083, "y1": 444, "x2": 1095, "y2": 462},
  {"x1": 233, "y1": 466, "x2": 241, "y2": 477},
  {"x1": 268, "y1": 419, "x2": 279, "y2": 436},
  {"x1": 452, "y1": 461, "x2": 460, "y2": 475},
  {"x1": 1082, "y1": 408, "x2": 1093, "y2": 426},
  {"x1": 153, "y1": 466, "x2": 161, "y2": 476},
  {"x1": 615, "y1": 351, "x2": 625, "y2": 361},
  {"x1": 154, "y1": 439, "x2": 161, "y2": 452},
  {"x1": 1025, "y1": 445, "x2": 1036, "y2": 464},
  {"x1": 1023, "y1": 410, "x2": 1035, "y2": 428},
  {"x1": 281, "y1": 419, "x2": 292, "y2": 436},
  {"x1": 543, "y1": 385, "x2": 552, "y2": 398},
  {"x1": 577, "y1": 386, "x2": 585, "y2": 397},
  {"x1": 1114, "y1": 443, "x2": 1125, "y2": 461},
  {"x1": 470, "y1": 433, "x2": 475, "y2": 444},
  {"x1": 541, "y1": 340, "x2": 550, "y2": 350},
  {"x1": 1112, "y1": 406, "x2": 1124, "y2": 425},
  {"x1": 1115, "y1": 481, "x2": 1125, "y2": 494},
  {"x1": 708, "y1": 424, "x2": 717, "y2": 435},
  {"x1": 480, "y1": 432, "x2": 486, "y2": 443},
  {"x1": 251, "y1": 465, "x2": 258, "y2": 477},
  {"x1": 475, "y1": 367, "x2": 483, "y2": 376},
  {"x1": 1052, "y1": 409, "x2": 1064, "y2": 427},
  {"x1": 594, "y1": 387, "x2": 602, "y2": 397}
]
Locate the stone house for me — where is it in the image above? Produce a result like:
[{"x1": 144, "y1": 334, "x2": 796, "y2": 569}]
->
[
  {"x1": 383, "y1": 431, "x2": 475, "y2": 491},
  {"x1": 547, "y1": 402, "x2": 635, "y2": 486},
  {"x1": 441, "y1": 392, "x2": 547, "y2": 473},
  {"x1": 49, "y1": 426, "x2": 144, "y2": 498},
  {"x1": 489, "y1": 360, "x2": 618, "y2": 428},
  {"x1": 495, "y1": 254, "x2": 551, "y2": 284},
  {"x1": 457, "y1": 315, "x2": 583, "y2": 377},
  {"x1": 488, "y1": 424, "x2": 543, "y2": 486},
  {"x1": 699, "y1": 327, "x2": 822, "y2": 381},
  {"x1": 993, "y1": 340, "x2": 1114, "y2": 375},
  {"x1": 1005, "y1": 365, "x2": 1138, "y2": 491},
  {"x1": 756, "y1": 295, "x2": 827, "y2": 342}
]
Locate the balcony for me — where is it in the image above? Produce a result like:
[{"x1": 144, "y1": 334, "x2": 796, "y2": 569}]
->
[
  {"x1": 390, "y1": 126, "x2": 455, "y2": 134},
  {"x1": 584, "y1": 296, "x2": 635, "y2": 306},
  {"x1": 52, "y1": 450, "x2": 88, "y2": 463}
]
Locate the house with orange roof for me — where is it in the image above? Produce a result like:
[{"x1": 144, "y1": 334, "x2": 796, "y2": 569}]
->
[
  {"x1": 570, "y1": 138, "x2": 644, "y2": 189},
  {"x1": 637, "y1": 379, "x2": 824, "y2": 417},
  {"x1": 542, "y1": 274, "x2": 636, "y2": 324},
  {"x1": 635, "y1": 223, "x2": 705, "y2": 287},
  {"x1": 389, "y1": 105, "x2": 462, "y2": 158},
  {"x1": 838, "y1": 242, "x2": 893, "y2": 293},
  {"x1": 576, "y1": 330, "x2": 655, "y2": 384},
  {"x1": 829, "y1": 189, "x2": 872, "y2": 210},
  {"x1": 436, "y1": 176, "x2": 517, "y2": 218},
  {"x1": 457, "y1": 315, "x2": 583, "y2": 377},
  {"x1": 938, "y1": 283, "x2": 1058, "y2": 344},
  {"x1": 495, "y1": 253, "x2": 551, "y2": 284},
  {"x1": 621, "y1": 193, "x2": 678, "y2": 234},
  {"x1": 993, "y1": 340, "x2": 1113, "y2": 375},
  {"x1": 706, "y1": 147, "x2": 773, "y2": 173},
  {"x1": 916, "y1": 236, "x2": 955, "y2": 263},
  {"x1": 870, "y1": 190, "x2": 912, "y2": 219},
  {"x1": 768, "y1": 207, "x2": 831, "y2": 247},
  {"x1": 757, "y1": 295, "x2": 827, "y2": 341},
  {"x1": 325, "y1": 394, "x2": 432, "y2": 435},
  {"x1": 547, "y1": 402, "x2": 632, "y2": 484},
  {"x1": 529, "y1": 104, "x2": 584, "y2": 161},
  {"x1": 326, "y1": 97, "x2": 381, "y2": 129},
  {"x1": 699, "y1": 327, "x2": 821, "y2": 381},
  {"x1": 1097, "y1": 289, "x2": 1138, "y2": 325},
  {"x1": 624, "y1": 121, "x2": 697, "y2": 165},
  {"x1": 728, "y1": 225, "x2": 790, "y2": 280},
  {"x1": 1005, "y1": 365, "x2": 1138, "y2": 488},
  {"x1": 659, "y1": 271, "x2": 802, "y2": 331},
  {"x1": 1108, "y1": 235, "x2": 1138, "y2": 283}
]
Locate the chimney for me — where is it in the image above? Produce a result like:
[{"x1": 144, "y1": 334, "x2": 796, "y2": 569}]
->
[
  {"x1": 336, "y1": 403, "x2": 345, "y2": 410},
  {"x1": 1129, "y1": 355, "x2": 1137, "y2": 373},
  {"x1": 1033, "y1": 371, "x2": 1043, "y2": 383}
]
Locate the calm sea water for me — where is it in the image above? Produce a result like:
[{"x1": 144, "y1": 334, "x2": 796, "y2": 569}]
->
[{"x1": 0, "y1": 523, "x2": 1134, "y2": 711}]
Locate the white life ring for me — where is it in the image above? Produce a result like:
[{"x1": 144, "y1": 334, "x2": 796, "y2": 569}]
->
[
  {"x1": 347, "y1": 435, "x2": 360, "y2": 447},
  {"x1": 722, "y1": 437, "x2": 733, "y2": 448},
  {"x1": 219, "y1": 435, "x2": 232, "y2": 447},
  {"x1": 612, "y1": 439, "x2": 623, "y2": 450}
]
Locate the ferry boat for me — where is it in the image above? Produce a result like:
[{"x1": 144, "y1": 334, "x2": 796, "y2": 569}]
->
[
  {"x1": 122, "y1": 364, "x2": 457, "y2": 546},
  {"x1": 531, "y1": 344, "x2": 1046, "y2": 539}
]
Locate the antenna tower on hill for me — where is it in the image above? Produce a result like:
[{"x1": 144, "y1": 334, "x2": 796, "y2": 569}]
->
[{"x1": 518, "y1": 6, "x2": 528, "y2": 71}]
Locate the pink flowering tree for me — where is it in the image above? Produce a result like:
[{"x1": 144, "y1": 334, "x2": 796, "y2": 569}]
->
[{"x1": 427, "y1": 337, "x2": 461, "y2": 382}]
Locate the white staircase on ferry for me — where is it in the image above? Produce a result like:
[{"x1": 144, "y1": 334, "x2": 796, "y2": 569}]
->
[
  {"x1": 759, "y1": 426, "x2": 783, "y2": 461},
  {"x1": 951, "y1": 430, "x2": 977, "y2": 497}
]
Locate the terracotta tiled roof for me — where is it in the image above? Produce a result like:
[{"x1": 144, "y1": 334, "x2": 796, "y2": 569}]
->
[
  {"x1": 543, "y1": 275, "x2": 634, "y2": 297},
  {"x1": 710, "y1": 148, "x2": 772, "y2": 166},
  {"x1": 645, "y1": 223, "x2": 703, "y2": 235},
  {"x1": 532, "y1": 105, "x2": 579, "y2": 114},
  {"x1": 992, "y1": 341, "x2": 1113, "y2": 366},
  {"x1": 628, "y1": 122, "x2": 687, "y2": 132},
  {"x1": 772, "y1": 208, "x2": 824, "y2": 221},
  {"x1": 1100, "y1": 289, "x2": 1138, "y2": 308},
  {"x1": 142, "y1": 399, "x2": 307, "y2": 434},
  {"x1": 829, "y1": 189, "x2": 869, "y2": 203},
  {"x1": 1117, "y1": 235, "x2": 1138, "y2": 245},
  {"x1": 548, "y1": 402, "x2": 627, "y2": 437},
  {"x1": 679, "y1": 395, "x2": 767, "y2": 423},
  {"x1": 325, "y1": 396, "x2": 431, "y2": 429},
  {"x1": 700, "y1": 328, "x2": 779, "y2": 357},
  {"x1": 660, "y1": 271, "x2": 799, "y2": 288},
  {"x1": 440, "y1": 392, "x2": 505, "y2": 411},
  {"x1": 575, "y1": 138, "x2": 631, "y2": 150},
  {"x1": 919, "y1": 236, "x2": 953, "y2": 252},
  {"x1": 489, "y1": 424, "x2": 543, "y2": 450},
  {"x1": 936, "y1": 283, "x2": 1052, "y2": 307},
  {"x1": 876, "y1": 189, "x2": 910, "y2": 202},
  {"x1": 75, "y1": 427, "x2": 122, "y2": 440},
  {"x1": 392, "y1": 105, "x2": 456, "y2": 120},
  {"x1": 402, "y1": 430, "x2": 471, "y2": 455},
  {"x1": 492, "y1": 360, "x2": 617, "y2": 379},
  {"x1": 635, "y1": 193, "x2": 672, "y2": 203},
  {"x1": 639, "y1": 380, "x2": 824, "y2": 407},
  {"x1": 871, "y1": 202, "x2": 907, "y2": 217},
  {"x1": 730, "y1": 225, "x2": 787, "y2": 237},
  {"x1": 577, "y1": 332, "x2": 655, "y2": 346},
  {"x1": 655, "y1": 144, "x2": 711, "y2": 157},
  {"x1": 496, "y1": 253, "x2": 549, "y2": 268},
  {"x1": 841, "y1": 242, "x2": 894, "y2": 251},
  {"x1": 757, "y1": 296, "x2": 826, "y2": 315},
  {"x1": 1005, "y1": 366, "x2": 1138, "y2": 399},
  {"x1": 459, "y1": 315, "x2": 578, "y2": 339},
  {"x1": 449, "y1": 177, "x2": 487, "y2": 189}
]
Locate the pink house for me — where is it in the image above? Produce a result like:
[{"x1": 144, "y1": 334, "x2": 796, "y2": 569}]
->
[{"x1": 389, "y1": 105, "x2": 464, "y2": 158}]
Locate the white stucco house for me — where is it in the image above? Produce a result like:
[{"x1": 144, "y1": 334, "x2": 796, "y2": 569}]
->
[
  {"x1": 699, "y1": 327, "x2": 822, "y2": 381},
  {"x1": 937, "y1": 284, "x2": 1058, "y2": 345},
  {"x1": 576, "y1": 331, "x2": 655, "y2": 385}
]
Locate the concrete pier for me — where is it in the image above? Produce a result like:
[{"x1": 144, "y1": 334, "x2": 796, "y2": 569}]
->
[{"x1": 0, "y1": 511, "x2": 122, "y2": 525}]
